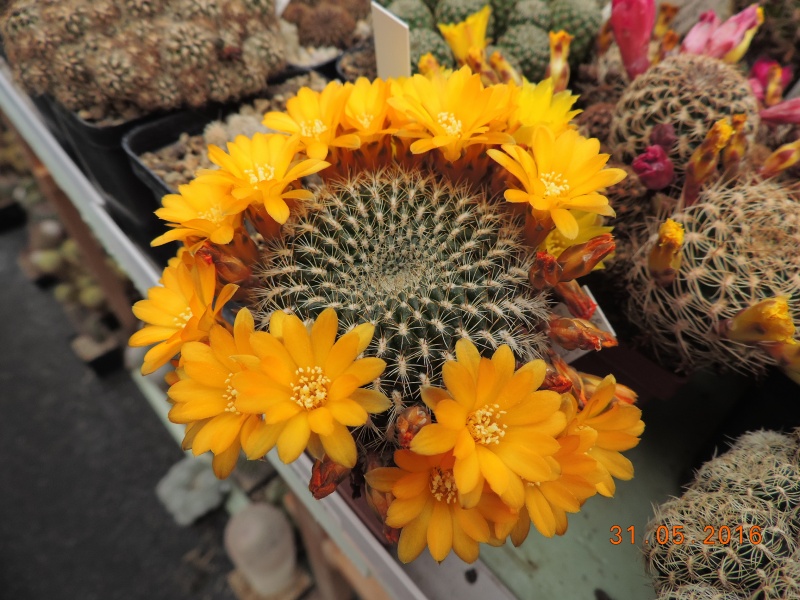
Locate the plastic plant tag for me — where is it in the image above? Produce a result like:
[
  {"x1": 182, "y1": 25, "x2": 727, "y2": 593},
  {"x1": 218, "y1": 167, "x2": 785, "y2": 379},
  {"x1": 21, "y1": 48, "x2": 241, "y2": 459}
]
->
[
  {"x1": 371, "y1": 2, "x2": 411, "y2": 79},
  {"x1": 552, "y1": 286, "x2": 617, "y2": 364},
  {"x1": 275, "y1": 0, "x2": 291, "y2": 16}
]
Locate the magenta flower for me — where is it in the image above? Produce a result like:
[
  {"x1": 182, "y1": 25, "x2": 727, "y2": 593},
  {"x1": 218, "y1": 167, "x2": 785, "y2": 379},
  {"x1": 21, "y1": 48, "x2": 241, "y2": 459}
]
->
[
  {"x1": 751, "y1": 58, "x2": 794, "y2": 91},
  {"x1": 633, "y1": 145, "x2": 675, "y2": 190},
  {"x1": 681, "y1": 11, "x2": 719, "y2": 55},
  {"x1": 760, "y1": 98, "x2": 800, "y2": 125},
  {"x1": 680, "y1": 5, "x2": 763, "y2": 63},
  {"x1": 610, "y1": 0, "x2": 656, "y2": 80}
]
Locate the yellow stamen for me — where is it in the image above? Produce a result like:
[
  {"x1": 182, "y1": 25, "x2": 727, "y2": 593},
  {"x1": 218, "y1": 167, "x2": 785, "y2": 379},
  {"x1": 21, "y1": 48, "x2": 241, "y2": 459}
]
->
[
  {"x1": 429, "y1": 467, "x2": 458, "y2": 503},
  {"x1": 243, "y1": 164, "x2": 276, "y2": 185},
  {"x1": 467, "y1": 403, "x2": 507, "y2": 445},
  {"x1": 540, "y1": 172, "x2": 570, "y2": 198},
  {"x1": 437, "y1": 112, "x2": 463, "y2": 136},
  {"x1": 291, "y1": 366, "x2": 330, "y2": 409},
  {"x1": 222, "y1": 372, "x2": 241, "y2": 415},
  {"x1": 300, "y1": 119, "x2": 328, "y2": 139}
]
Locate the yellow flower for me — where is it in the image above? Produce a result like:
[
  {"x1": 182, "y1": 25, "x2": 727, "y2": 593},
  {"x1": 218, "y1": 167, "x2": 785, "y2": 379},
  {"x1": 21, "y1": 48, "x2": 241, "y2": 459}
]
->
[
  {"x1": 565, "y1": 375, "x2": 644, "y2": 497},
  {"x1": 198, "y1": 133, "x2": 329, "y2": 225},
  {"x1": 726, "y1": 296, "x2": 796, "y2": 344},
  {"x1": 388, "y1": 66, "x2": 515, "y2": 162},
  {"x1": 648, "y1": 218, "x2": 684, "y2": 286},
  {"x1": 410, "y1": 339, "x2": 566, "y2": 509},
  {"x1": 231, "y1": 308, "x2": 391, "y2": 468},
  {"x1": 168, "y1": 308, "x2": 274, "y2": 478},
  {"x1": 438, "y1": 5, "x2": 490, "y2": 64},
  {"x1": 507, "y1": 78, "x2": 580, "y2": 145},
  {"x1": 151, "y1": 179, "x2": 251, "y2": 246},
  {"x1": 487, "y1": 129, "x2": 625, "y2": 239},
  {"x1": 541, "y1": 211, "x2": 613, "y2": 266},
  {"x1": 263, "y1": 82, "x2": 361, "y2": 160},
  {"x1": 342, "y1": 77, "x2": 393, "y2": 145},
  {"x1": 365, "y1": 450, "x2": 492, "y2": 563},
  {"x1": 129, "y1": 255, "x2": 238, "y2": 375}
]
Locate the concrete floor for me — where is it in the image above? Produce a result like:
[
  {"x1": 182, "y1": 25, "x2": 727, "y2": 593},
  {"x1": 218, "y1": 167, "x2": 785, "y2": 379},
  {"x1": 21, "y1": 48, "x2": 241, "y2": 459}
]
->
[{"x1": 0, "y1": 226, "x2": 235, "y2": 600}]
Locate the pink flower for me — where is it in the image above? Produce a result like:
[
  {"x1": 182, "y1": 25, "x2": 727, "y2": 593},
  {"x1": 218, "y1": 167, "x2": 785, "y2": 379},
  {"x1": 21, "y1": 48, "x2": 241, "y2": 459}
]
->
[
  {"x1": 633, "y1": 145, "x2": 675, "y2": 190},
  {"x1": 749, "y1": 77, "x2": 765, "y2": 102},
  {"x1": 681, "y1": 11, "x2": 719, "y2": 55},
  {"x1": 760, "y1": 98, "x2": 800, "y2": 124},
  {"x1": 610, "y1": 0, "x2": 656, "y2": 80},
  {"x1": 751, "y1": 58, "x2": 794, "y2": 91}
]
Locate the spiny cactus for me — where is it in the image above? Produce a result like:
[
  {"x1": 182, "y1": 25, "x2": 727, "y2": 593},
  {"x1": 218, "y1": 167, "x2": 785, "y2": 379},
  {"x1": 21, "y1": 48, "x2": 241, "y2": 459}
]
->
[
  {"x1": 610, "y1": 54, "x2": 759, "y2": 183},
  {"x1": 255, "y1": 166, "x2": 547, "y2": 445},
  {"x1": 489, "y1": 0, "x2": 516, "y2": 37},
  {"x1": 625, "y1": 178, "x2": 800, "y2": 376},
  {"x1": 507, "y1": 0, "x2": 551, "y2": 30},
  {"x1": 496, "y1": 23, "x2": 549, "y2": 81},
  {"x1": 388, "y1": 0, "x2": 435, "y2": 30},
  {"x1": 656, "y1": 584, "x2": 741, "y2": 600},
  {"x1": 409, "y1": 28, "x2": 455, "y2": 71},
  {"x1": 549, "y1": 0, "x2": 602, "y2": 64},
  {"x1": 758, "y1": 558, "x2": 800, "y2": 599},
  {"x1": 646, "y1": 431, "x2": 800, "y2": 596},
  {"x1": 435, "y1": 0, "x2": 495, "y2": 32},
  {"x1": 298, "y1": 2, "x2": 356, "y2": 49}
]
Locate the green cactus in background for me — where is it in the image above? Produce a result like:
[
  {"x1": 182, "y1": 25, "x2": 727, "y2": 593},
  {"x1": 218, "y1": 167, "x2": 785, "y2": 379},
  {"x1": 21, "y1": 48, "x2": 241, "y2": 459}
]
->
[
  {"x1": 496, "y1": 23, "x2": 549, "y2": 81},
  {"x1": 507, "y1": 0, "x2": 551, "y2": 30},
  {"x1": 388, "y1": 0, "x2": 435, "y2": 30},
  {"x1": 435, "y1": 0, "x2": 495, "y2": 33},
  {"x1": 409, "y1": 28, "x2": 455, "y2": 71},
  {"x1": 549, "y1": 0, "x2": 601, "y2": 63},
  {"x1": 254, "y1": 166, "x2": 548, "y2": 446}
]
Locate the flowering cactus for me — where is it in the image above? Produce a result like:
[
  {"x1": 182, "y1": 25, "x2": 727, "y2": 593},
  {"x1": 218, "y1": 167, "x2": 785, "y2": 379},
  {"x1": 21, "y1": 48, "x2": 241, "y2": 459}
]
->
[
  {"x1": 632, "y1": 145, "x2": 675, "y2": 190},
  {"x1": 681, "y1": 5, "x2": 764, "y2": 63},
  {"x1": 609, "y1": 0, "x2": 655, "y2": 80}
]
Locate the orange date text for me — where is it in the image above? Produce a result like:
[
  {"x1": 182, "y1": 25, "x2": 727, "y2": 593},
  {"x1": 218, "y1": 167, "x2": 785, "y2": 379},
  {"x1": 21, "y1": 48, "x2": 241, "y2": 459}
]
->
[{"x1": 609, "y1": 525, "x2": 763, "y2": 545}]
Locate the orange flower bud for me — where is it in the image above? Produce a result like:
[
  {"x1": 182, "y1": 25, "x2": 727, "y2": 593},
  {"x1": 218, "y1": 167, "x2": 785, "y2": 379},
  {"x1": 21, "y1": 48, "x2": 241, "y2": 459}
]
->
[
  {"x1": 195, "y1": 242, "x2": 253, "y2": 287},
  {"x1": 554, "y1": 280, "x2": 597, "y2": 319},
  {"x1": 247, "y1": 204, "x2": 282, "y2": 239},
  {"x1": 488, "y1": 50, "x2": 522, "y2": 85},
  {"x1": 466, "y1": 47, "x2": 500, "y2": 86},
  {"x1": 578, "y1": 372, "x2": 638, "y2": 405},
  {"x1": 548, "y1": 315, "x2": 618, "y2": 352},
  {"x1": 556, "y1": 233, "x2": 616, "y2": 281},
  {"x1": 394, "y1": 405, "x2": 431, "y2": 448},
  {"x1": 654, "y1": 29, "x2": 679, "y2": 65},
  {"x1": 648, "y1": 218, "x2": 684, "y2": 287},
  {"x1": 547, "y1": 352, "x2": 581, "y2": 396},
  {"x1": 546, "y1": 30, "x2": 573, "y2": 93},
  {"x1": 417, "y1": 53, "x2": 443, "y2": 77},
  {"x1": 723, "y1": 296, "x2": 796, "y2": 344},
  {"x1": 309, "y1": 455, "x2": 352, "y2": 500},
  {"x1": 523, "y1": 209, "x2": 555, "y2": 249},
  {"x1": 758, "y1": 139, "x2": 800, "y2": 179},
  {"x1": 765, "y1": 63, "x2": 786, "y2": 107},
  {"x1": 683, "y1": 118, "x2": 733, "y2": 205},
  {"x1": 763, "y1": 341, "x2": 800, "y2": 385},
  {"x1": 653, "y1": 3, "x2": 679, "y2": 39},
  {"x1": 721, "y1": 113, "x2": 749, "y2": 172},
  {"x1": 529, "y1": 251, "x2": 562, "y2": 290},
  {"x1": 541, "y1": 365, "x2": 574, "y2": 393}
]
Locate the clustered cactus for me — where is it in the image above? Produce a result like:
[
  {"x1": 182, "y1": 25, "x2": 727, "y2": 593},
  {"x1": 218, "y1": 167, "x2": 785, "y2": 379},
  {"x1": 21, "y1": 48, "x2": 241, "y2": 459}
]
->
[
  {"x1": 388, "y1": 0, "x2": 436, "y2": 30},
  {"x1": 645, "y1": 430, "x2": 800, "y2": 599},
  {"x1": 496, "y1": 24, "x2": 550, "y2": 80},
  {"x1": 610, "y1": 54, "x2": 760, "y2": 184},
  {"x1": 256, "y1": 167, "x2": 547, "y2": 443},
  {"x1": 0, "y1": 0, "x2": 287, "y2": 120},
  {"x1": 625, "y1": 177, "x2": 800, "y2": 376},
  {"x1": 409, "y1": 28, "x2": 455, "y2": 71}
]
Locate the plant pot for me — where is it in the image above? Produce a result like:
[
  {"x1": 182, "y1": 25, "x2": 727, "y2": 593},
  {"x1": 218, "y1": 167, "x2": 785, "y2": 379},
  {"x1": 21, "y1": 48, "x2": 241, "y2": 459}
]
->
[{"x1": 335, "y1": 43, "x2": 377, "y2": 83}]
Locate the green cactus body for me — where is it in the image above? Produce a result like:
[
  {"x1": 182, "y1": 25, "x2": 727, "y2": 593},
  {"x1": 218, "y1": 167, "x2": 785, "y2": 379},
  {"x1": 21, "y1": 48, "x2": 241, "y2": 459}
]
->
[
  {"x1": 610, "y1": 54, "x2": 759, "y2": 183},
  {"x1": 549, "y1": 0, "x2": 601, "y2": 63},
  {"x1": 409, "y1": 28, "x2": 455, "y2": 71},
  {"x1": 435, "y1": 0, "x2": 495, "y2": 33},
  {"x1": 489, "y1": 0, "x2": 517, "y2": 37},
  {"x1": 496, "y1": 24, "x2": 549, "y2": 81},
  {"x1": 507, "y1": 0, "x2": 551, "y2": 30},
  {"x1": 254, "y1": 166, "x2": 548, "y2": 448},
  {"x1": 758, "y1": 559, "x2": 800, "y2": 599},
  {"x1": 625, "y1": 178, "x2": 800, "y2": 376},
  {"x1": 388, "y1": 0, "x2": 435, "y2": 30}
]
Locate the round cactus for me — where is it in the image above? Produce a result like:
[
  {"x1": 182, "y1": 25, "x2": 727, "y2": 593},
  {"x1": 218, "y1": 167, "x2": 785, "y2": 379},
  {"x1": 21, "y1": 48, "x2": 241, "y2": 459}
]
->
[
  {"x1": 435, "y1": 0, "x2": 495, "y2": 32},
  {"x1": 610, "y1": 54, "x2": 760, "y2": 183},
  {"x1": 254, "y1": 166, "x2": 548, "y2": 444},
  {"x1": 489, "y1": 0, "x2": 517, "y2": 37},
  {"x1": 507, "y1": 0, "x2": 551, "y2": 30},
  {"x1": 496, "y1": 23, "x2": 549, "y2": 81},
  {"x1": 388, "y1": 0, "x2": 435, "y2": 30},
  {"x1": 409, "y1": 28, "x2": 455, "y2": 71},
  {"x1": 298, "y1": 2, "x2": 356, "y2": 49},
  {"x1": 656, "y1": 584, "x2": 741, "y2": 600},
  {"x1": 625, "y1": 178, "x2": 800, "y2": 376},
  {"x1": 758, "y1": 558, "x2": 800, "y2": 599},
  {"x1": 549, "y1": 0, "x2": 601, "y2": 63}
]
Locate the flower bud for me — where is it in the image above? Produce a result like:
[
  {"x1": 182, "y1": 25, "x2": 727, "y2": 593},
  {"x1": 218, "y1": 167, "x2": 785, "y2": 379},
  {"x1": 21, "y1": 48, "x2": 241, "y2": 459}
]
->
[
  {"x1": 488, "y1": 50, "x2": 522, "y2": 85},
  {"x1": 363, "y1": 455, "x2": 401, "y2": 544},
  {"x1": 529, "y1": 251, "x2": 562, "y2": 290},
  {"x1": 438, "y1": 5, "x2": 490, "y2": 64},
  {"x1": 760, "y1": 98, "x2": 800, "y2": 125},
  {"x1": 548, "y1": 315, "x2": 618, "y2": 352},
  {"x1": 721, "y1": 113, "x2": 749, "y2": 171},
  {"x1": 466, "y1": 47, "x2": 499, "y2": 86},
  {"x1": 554, "y1": 280, "x2": 597, "y2": 319},
  {"x1": 309, "y1": 455, "x2": 352, "y2": 500},
  {"x1": 650, "y1": 124, "x2": 677, "y2": 151},
  {"x1": 758, "y1": 139, "x2": 800, "y2": 179},
  {"x1": 417, "y1": 53, "x2": 443, "y2": 77},
  {"x1": 632, "y1": 145, "x2": 675, "y2": 190},
  {"x1": 394, "y1": 406, "x2": 431, "y2": 448},
  {"x1": 546, "y1": 30, "x2": 573, "y2": 93},
  {"x1": 578, "y1": 372, "x2": 638, "y2": 405},
  {"x1": 610, "y1": 0, "x2": 656, "y2": 80},
  {"x1": 648, "y1": 218, "x2": 683, "y2": 286},
  {"x1": 653, "y1": 3, "x2": 679, "y2": 39},
  {"x1": 723, "y1": 296, "x2": 795, "y2": 344},
  {"x1": 683, "y1": 118, "x2": 733, "y2": 205},
  {"x1": 195, "y1": 242, "x2": 253, "y2": 287},
  {"x1": 556, "y1": 234, "x2": 616, "y2": 281}
]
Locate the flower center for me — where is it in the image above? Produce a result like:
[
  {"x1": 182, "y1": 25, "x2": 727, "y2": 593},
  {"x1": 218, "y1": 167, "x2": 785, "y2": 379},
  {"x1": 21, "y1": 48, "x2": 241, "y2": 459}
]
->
[
  {"x1": 467, "y1": 404, "x2": 507, "y2": 445},
  {"x1": 222, "y1": 372, "x2": 241, "y2": 415},
  {"x1": 244, "y1": 163, "x2": 276, "y2": 185},
  {"x1": 300, "y1": 119, "x2": 328, "y2": 139},
  {"x1": 291, "y1": 366, "x2": 330, "y2": 410},
  {"x1": 429, "y1": 467, "x2": 458, "y2": 504},
  {"x1": 356, "y1": 114, "x2": 374, "y2": 129},
  {"x1": 172, "y1": 307, "x2": 193, "y2": 327},
  {"x1": 437, "y1": 112, "x2": 462, "y2": 137},
  {"x1": 197, "y1": 205, "x2": 225, "y2": 225},
  {"x1": 540, "y1": 171, "x2": 570, "y2": 198}
]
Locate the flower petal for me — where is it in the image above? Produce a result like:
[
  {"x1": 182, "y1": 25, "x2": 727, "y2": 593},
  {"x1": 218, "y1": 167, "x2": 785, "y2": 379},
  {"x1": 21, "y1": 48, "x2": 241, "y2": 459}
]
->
[
  {"x1": 307, "y1": 406, "x2": 335, "y2": 435},
  {"x1": 427, "y1": 501, "x2": 454, "y2": 563},
  {"x1": 410, "y1": 424, "x2": 459, "y2": 455},
  {"x1": 320, "y1": 422, "x2": 357, "y2": 467},
  {"x1": 397, "y1": 499, "x2": 433, "y2": 563},
  {"x1": 276, "y1": 413, "x2": 311, "y2": 463}
]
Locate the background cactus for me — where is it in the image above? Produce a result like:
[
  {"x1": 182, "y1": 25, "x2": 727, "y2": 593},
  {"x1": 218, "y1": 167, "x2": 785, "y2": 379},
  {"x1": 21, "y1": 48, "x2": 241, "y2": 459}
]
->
[
  {"x1": 409, "y1": 28, "x2": 455, "y2": 71},
  {"x1": 435, "y1": 0, "x2": 495, "y2": 34},
  {"x1": 0, "y1": 0, "x2": 287, "y2": 121},
  {"x1": 388, "y1": 0, "x2": 435, "y2": 30},
  {"x1": 549, "y1": 0, "x2": 602, "y2": 64},
  {"x1": 507, "y1": 0, "x2": 551, "y2": 30},
  {"x1": 645, "y1": 431, "x2": 800, "y2": 598},
  {"x1": 297, "y1": 2, "x2": 356, "y2": 49},
  {"x1": 496, "y1": 23, "x2": 550, "y2": 81},
  {"x1": 254, "y1": 167, "x2": 548, "y2": 446},
  {"x1": 625, "y1": 178, "x2": 800, "y2": 376},
  {"x1": 610, "y1": 54, "x2": 760, "y2": 185}
]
